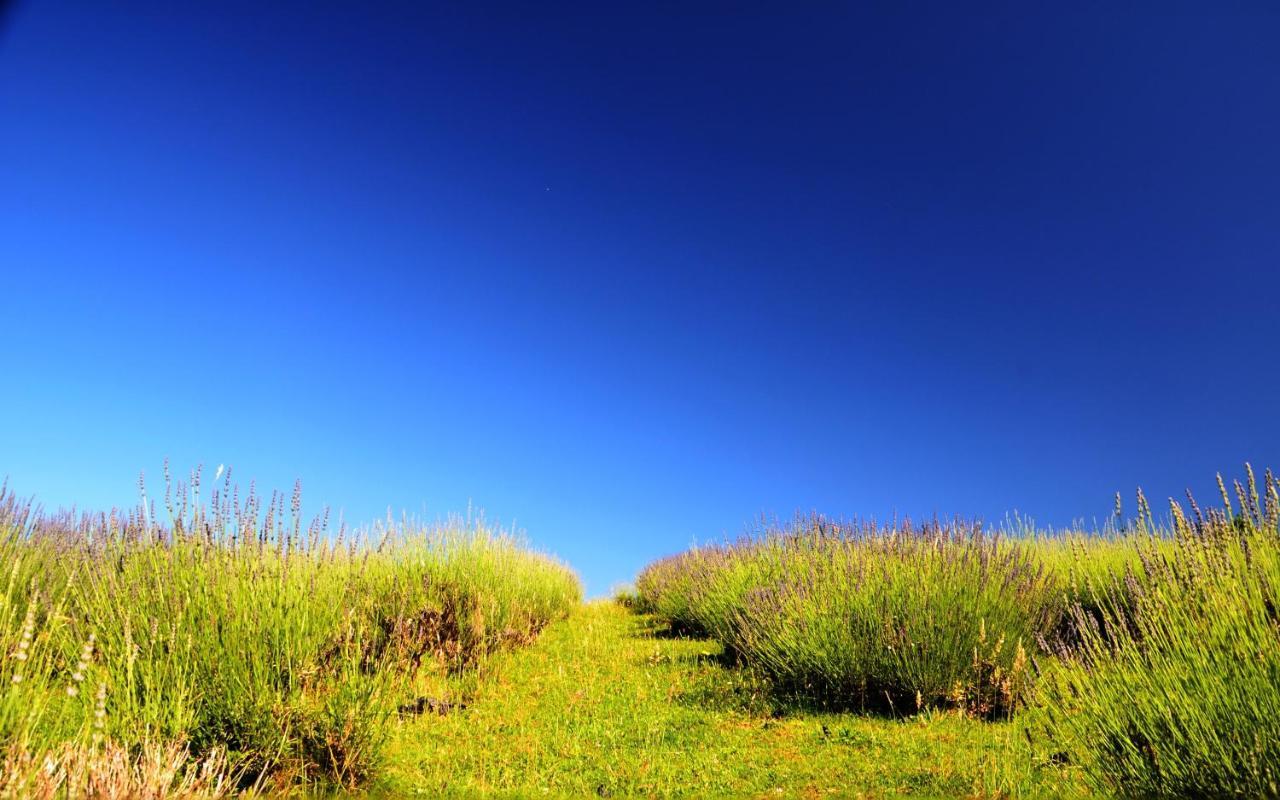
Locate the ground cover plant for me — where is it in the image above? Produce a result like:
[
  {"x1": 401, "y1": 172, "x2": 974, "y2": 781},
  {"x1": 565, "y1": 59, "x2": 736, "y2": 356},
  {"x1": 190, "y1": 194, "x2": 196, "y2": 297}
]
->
[{"x1": 0, "y1": 467, "x2": 579, "y2": 797}]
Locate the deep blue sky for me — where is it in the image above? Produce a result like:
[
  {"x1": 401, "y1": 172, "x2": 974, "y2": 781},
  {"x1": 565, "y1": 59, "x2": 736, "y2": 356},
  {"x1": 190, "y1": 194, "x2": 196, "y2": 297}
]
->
[{"x1": 2, "y1": 2, "x2": 1278, "y2": 594}]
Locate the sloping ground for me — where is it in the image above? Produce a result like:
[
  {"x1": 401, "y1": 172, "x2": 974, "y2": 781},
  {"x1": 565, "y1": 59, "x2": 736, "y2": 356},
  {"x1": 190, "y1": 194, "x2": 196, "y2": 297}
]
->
[{"x1": 383, "y1": 602, "x2": 1086, "y2": 798}]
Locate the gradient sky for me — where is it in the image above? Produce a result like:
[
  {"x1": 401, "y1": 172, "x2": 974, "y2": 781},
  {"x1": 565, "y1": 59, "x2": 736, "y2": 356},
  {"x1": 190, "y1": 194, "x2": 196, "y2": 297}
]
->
[{"x1": 2, "y1": 2, "x2": 1278, "y2": 594}]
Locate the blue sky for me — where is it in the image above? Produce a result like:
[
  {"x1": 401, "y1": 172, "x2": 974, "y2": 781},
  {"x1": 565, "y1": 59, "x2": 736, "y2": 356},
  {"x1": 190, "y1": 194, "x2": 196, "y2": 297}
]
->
[{"x1": 2, "y1": 2, "x2": 1278, "y2": 594}]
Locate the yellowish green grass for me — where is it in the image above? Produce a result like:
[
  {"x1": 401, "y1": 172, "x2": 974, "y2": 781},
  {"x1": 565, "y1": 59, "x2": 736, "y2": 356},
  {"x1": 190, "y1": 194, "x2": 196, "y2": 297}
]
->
[
  {"x1": 0, "y1": 479, "x2": 581, "y2": 796},
  {"x1": 383, "y1": 601, "x2": 1086, "y2": 798}
]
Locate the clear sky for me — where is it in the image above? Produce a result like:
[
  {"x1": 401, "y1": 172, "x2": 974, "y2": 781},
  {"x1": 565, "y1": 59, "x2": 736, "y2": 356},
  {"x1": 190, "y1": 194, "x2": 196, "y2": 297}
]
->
[{"x1": 2, "y1": 2, "x2": 1278, "y2": 594}]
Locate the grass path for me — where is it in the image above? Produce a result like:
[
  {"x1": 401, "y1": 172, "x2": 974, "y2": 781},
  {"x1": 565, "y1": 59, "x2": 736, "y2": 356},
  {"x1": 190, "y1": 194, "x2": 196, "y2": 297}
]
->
[{"x1": 382, "y1": 602, "x2": 1085, "y2": 798}]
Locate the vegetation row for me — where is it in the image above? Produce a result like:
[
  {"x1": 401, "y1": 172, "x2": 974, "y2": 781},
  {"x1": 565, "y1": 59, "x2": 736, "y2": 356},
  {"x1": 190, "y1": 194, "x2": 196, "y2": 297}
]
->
[
  {"x1": 631, "y1": 466, "x2": 1280, "y2": 799},
  {"x1": 0, "y1": 467, "x2": 580, "y2": 797}
]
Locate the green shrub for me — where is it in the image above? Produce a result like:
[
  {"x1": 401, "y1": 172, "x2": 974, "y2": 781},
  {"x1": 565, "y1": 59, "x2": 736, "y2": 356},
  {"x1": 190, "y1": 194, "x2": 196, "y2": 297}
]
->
[
  {"x1": 0, "y1": 469, "x2": 580, "y2": 792},
  {"x1": 639, "y1": 517, "x2": 1060, "y2": 715},
  {"x1": 635, "y1": 542, "x2": 750, "y2": 640},
  {"x1": 734, "y1": 522, "x2": 1058, "y2": 715},
  {"x1": 1035, "y1": 532, "x2": 1149, "y2": 649},
  {"x1": 1031, "y1": 468, "x2": 1280, "y2": 798}
]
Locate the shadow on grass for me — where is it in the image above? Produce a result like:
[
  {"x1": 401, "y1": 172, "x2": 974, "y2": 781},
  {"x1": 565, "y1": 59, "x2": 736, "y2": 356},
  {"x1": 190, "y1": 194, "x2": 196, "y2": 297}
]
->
[
  {"x1": 625, "y1": 606, "x2": 985, "y2": 721},
  {"x1": 627, "y1": 618, "x2": 738, "y2": 667},
  {"x1": 674, "y1": 670, "x2": 924, "y2": 719},
  {"x1": 634, "y1": 617, "x2": 711, "y2": 640}
]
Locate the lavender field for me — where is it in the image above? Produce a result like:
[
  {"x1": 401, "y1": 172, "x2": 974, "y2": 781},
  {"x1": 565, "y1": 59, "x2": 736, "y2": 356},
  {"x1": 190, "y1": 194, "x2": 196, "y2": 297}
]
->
[
  {"x1": 0, "y1": 468, "x2": 579, "y2": 797},
  {"x1": 632, "y1": 467, "x2": 1280, "y2": 798},
  {"x1": 0, "y1": 466, "x2": 1277, "y2": 797}
]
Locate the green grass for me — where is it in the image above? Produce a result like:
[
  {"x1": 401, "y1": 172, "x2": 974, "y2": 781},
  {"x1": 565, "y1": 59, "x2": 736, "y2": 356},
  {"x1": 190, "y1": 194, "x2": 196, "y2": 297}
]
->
[
  {"x1": 635, "y1": 520, "x2": 1081, "y2": 716},
  {"x1": 0, "y1": 477, "x2": 580, "y2": 796},
  {"x1": 2, "y1": 465, "x2": 1276, "y2": 797},
  {"x1": 631, "y1": 467, "x2": 1280, "y2": 800},
  {"x1": 384, "y1": 601, "x2": 1086, "y2": 798},
  {"x1": 1030, "y1": 476, "x2": 1280, "y2": 798}
]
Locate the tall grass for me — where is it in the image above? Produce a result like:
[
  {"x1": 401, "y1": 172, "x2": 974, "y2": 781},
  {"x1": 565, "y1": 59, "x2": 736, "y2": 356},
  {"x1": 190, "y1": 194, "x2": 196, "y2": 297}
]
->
[
  {"x1": 634, "y1": 467, "x2": 1280, "y2": 797},
  {"x1": 638, "y1": 517, "x2": 1065, "y2": 715},
  {"x1": 1032, "y1": 467, "x2": 1280, "y2": 798},
  {"x1": 0, "y1": 468, "x2": 580, "y2": 795}
]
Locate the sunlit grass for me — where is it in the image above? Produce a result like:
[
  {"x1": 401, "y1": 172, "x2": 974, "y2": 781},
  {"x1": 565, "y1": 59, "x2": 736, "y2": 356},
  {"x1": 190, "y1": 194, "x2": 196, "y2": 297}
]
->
[
  {"x1": 634, "y1": 466, "x2": 1280, "y2": 799},
  {"x1": 1030, "y1": 468, "x2": 1280, "y2": 798},
  {"x1": 0, "y1": 471, "x2": 579, "y2": 795},
  {"x1": 636, "y1": 518, "x2": 1068, "y2": 715},
  {"x1": 385, "y1": 601, "x2": 1086, "y2": 798},
  {"x1": 2, "y1": 465, "x2": 1276, "y2": 797}
]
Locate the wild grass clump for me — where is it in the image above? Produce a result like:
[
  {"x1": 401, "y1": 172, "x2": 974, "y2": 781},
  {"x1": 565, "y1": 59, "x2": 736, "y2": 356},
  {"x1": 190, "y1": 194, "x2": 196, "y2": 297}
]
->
[
  {"x1": 0, "y1": 741, "x2": 232, "y2": 800},
  {"x1": 638, "y1": 517, "x2": 1061, "y2": 715},
  {"x1": 357, "y1": 525, "x2": 584, "y2": 675},
  {"x1": 1032, "y1": 467, "x2": 1280, "y2": 798},
  {"x1": 635, "y1": 466, "x2": 1280, "y2": 795},
  {"x1": 634, "y1": 543, "x2": 748, "y2": 640},
  {"x1": 0, "y1": 467, "x2": 579, "y2": 794}
]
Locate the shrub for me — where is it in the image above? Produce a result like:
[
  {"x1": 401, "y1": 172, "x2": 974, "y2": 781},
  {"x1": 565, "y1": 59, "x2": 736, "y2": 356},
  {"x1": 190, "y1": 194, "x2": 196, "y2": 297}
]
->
[
  {"x1": 635, "y1": 542, "x2": 746, "y2": 640},
  {"x1": 1031, "y1": 467, "x2": 1280, "y2": 798},
  {"x1": 0, "y1": 468, "x2": 580, "y2": 793},
  {"x1": 639, "y1": 517, "x2": 1060, "y2": 715},
  {"x1": 1035, "y1": 532, "x2": 1149, "y2": 649}
]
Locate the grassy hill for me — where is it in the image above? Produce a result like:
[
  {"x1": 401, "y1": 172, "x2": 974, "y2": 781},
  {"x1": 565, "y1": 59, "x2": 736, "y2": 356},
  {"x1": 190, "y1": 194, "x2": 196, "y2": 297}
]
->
[{"x1": 1, "y1": 465, "x2": 1277, "y2": 797}]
